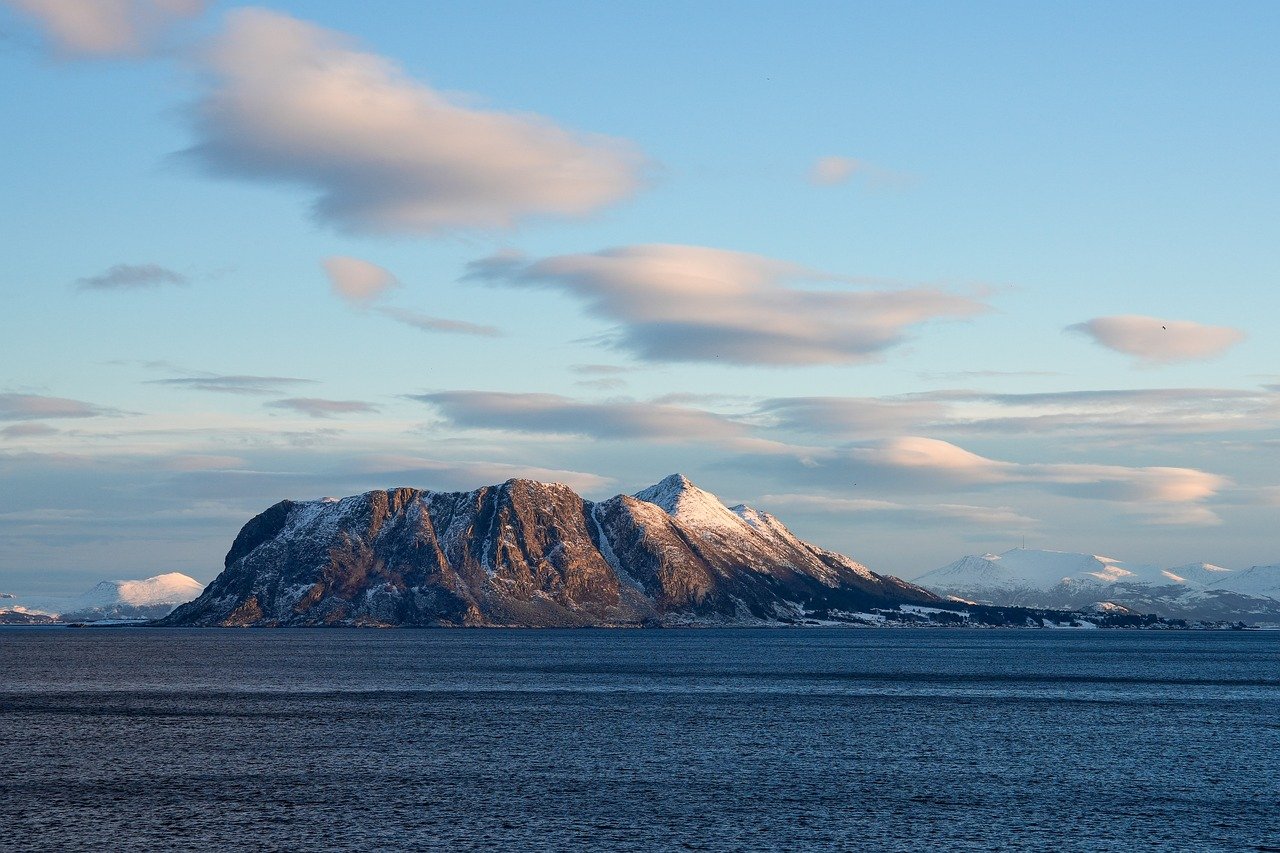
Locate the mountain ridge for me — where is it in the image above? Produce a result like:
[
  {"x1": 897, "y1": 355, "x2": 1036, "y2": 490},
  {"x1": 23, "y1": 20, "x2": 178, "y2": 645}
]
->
[
  {"x1": 913, "y1": 548, "x2": 1280, "y2": 623},
  {"x1": 162, "y1": 474, "x2": 948, "y2": 628},
  {"x1": 0, "y1": 572, "x2": 204, "y2": 622}
]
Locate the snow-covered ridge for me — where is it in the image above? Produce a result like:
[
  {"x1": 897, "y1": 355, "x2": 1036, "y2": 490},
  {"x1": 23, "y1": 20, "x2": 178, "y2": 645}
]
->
[
  {"x1": 3, "y1": 572, "x2": 205, "y2": 620},
  {"x1": 632, "y1": 473, "x2": 750, "y2": 534},
  {"x1": 913, "y1": 548, "x2": 1280, "y2": 622}
]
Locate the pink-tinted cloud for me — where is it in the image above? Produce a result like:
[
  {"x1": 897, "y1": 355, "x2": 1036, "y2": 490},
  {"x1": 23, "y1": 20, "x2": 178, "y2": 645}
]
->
[
  {"x1": 183, "y1": 9, "x2": 648, "y2": 233},
  {"x1": 0, "y1": 393, "x2": 111, "y2": 421},
  {"x1": 5, "y1": 0, "x2": 207, "y2": 57},
  {"x1": 322, "y1": 256, "x2": 398, "y2": 304},
  {"x1": 414, "y1": 390, "x2": 748, "y2": 443},
  {"x1": 469, "y1": 244, "x2": 987, "y2": 366},
  {"x1": 1067, "y1": 315, "x2": 1246, "y2": 363},
  {"x1": 809, "y1": 156, "x2": 865, "y2": 186},
  {"x1": 148, "y1": 374, "x2": 313, "y2": 395},
  {"x1": 0, "y1": 422, "x2": 59, "y2": 438}
]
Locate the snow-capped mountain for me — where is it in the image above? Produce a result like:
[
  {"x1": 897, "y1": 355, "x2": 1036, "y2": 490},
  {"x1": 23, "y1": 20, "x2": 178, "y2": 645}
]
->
[
  {"x1": 0, "y1": 572, "x2": 205, "y2": 622},
  {"x1": 163, "y1": 474, "x2": 944, "y2": 628},
  {"x1": 61, "y1": 572, "x2": 205, "y2": 620},
  {"x1": 1205, "y1": 563, "x2": 1280, "y2": 598},
  {"x1": 912, "y1": 549, "x2": 1280, "y2": 623}
]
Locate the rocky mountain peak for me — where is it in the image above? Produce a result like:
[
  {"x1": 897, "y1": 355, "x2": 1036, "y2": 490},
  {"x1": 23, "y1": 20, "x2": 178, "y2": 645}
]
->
[
  {"x1": 632, "y1": 473, "x2": 747, "y2": 534},
  {"x1": 160, "y1": 476, "x2": 943, "y2": 627}
]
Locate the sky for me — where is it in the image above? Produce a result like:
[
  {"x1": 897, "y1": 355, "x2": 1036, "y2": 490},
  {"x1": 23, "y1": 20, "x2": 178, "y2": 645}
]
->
[{"x1": 1, "y1": 0, "x2": 1278, "y2": 596}]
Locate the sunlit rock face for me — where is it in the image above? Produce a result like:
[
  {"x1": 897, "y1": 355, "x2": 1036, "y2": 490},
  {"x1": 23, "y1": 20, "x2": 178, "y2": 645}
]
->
[{"x1": 161, "y1": 475, "x2": 940, "y2": 627}]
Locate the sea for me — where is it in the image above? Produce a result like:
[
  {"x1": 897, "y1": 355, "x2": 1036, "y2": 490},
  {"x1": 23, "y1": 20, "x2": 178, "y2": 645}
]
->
[{"x1": 1, "y1": 628, "x2": 1277, "y2": 852}]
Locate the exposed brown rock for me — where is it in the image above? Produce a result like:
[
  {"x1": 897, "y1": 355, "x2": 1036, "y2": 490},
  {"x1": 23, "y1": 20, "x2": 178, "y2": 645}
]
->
[{"x1": 160, "y1": 475, "x2": 941, "y2": 627}]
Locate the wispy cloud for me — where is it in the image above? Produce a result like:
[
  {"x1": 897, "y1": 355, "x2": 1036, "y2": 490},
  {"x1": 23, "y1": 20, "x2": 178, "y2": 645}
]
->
[
  {"x1": 378, "y1": 307, "x2": 501, "y2": 338},
  {"x1": 1, "y1": 422, "x2": 59, "y2": 438},
  {"x1": 468, "y1": 244, "x2": 987, "y2": 366},
  {"x1": 0, "y1": 393, "x2": 112, "y2": 421},
  {"x1": 77, "y1": 262, "x2": 187, "y2": 290},
  {"x1": 743, "y1": 435, "x2": 1228, "y2": 525},
  {"x1": 352, "y1": 455, "x2": 612, "y2": 495},
  {"x1": 1067, "y1": 315, "x2": 1246, "y2": 364},
  {"x1": 570, "y1": 364, "x2": 635, "y2": 376},
  {"x1": 761, "y1": 386, "x2": 1280, "y2": 440},
  {"x1": 413, "y1": 390, "x2": 749, "y2": 443},
  {"x1": 4, "y1": 0, "x2": 208, "y2": 57},
  {"x1": 322, "y1": 256, "x2": 398, "y2": 304},
  {"x1": 758, "y1": 396, "x2": 948, "y2": 439},
  {"x1": 758, "y1": 493, "x2": 1039, "y2": 528},
  {"x1": 181, "y1": 9, "x2": 648, "y2": 233},
  {"x1": 148, "y1": 374, "x2": 314, "y2": 395},
  {"x1": 807, "y1": 155, "x2": 913, "y2": 189},
  {"x1": 266, "y1": 398, "x2": 379, "y2": 419}
]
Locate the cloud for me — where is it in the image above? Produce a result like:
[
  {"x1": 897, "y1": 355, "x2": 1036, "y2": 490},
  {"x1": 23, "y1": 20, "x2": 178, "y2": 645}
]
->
[
  {"x1": 378, "y1": 307, "x2": 501, "y2": 338},
  {"x1": 77, "y1": 263, "x2": 187, "y2": 290},
  {"x1": 413, "y1": 391, "x2": 749, "y2": 443},
  {"x1": 322, "y1": 256, "x2": 398, "y2": 304},
  {"x1": 352, "y1": 455, "x2": 611, "y2": 495},
  {"x1": 4, "y1": 0, "x2": 207, "y2": 57},
  {"x1": 808, "y1": 156, "x2": 863, "y2": 186},
  {"x1": 469, "y1": 244, "x2": 987, "y2": 366},
  {"x1": 757, "y1": 493, "x2": 1038, "y2": 529},
  {"x1": 808, "y1": 155, "x2": 913, "y2": 189},
  {"x1": 161, "y1": 454, "x2": 248, "y2": 472},
  {"x1": 1, "y1": 422, "x2": 59, "y2": 438},
  {"x1": 759, "y1": 387, "x2": 1280, "y2": 440},
  {"x1": 266, "y1": 398, "x2": 379, "y2": 419},
  {"x1": 570, "y1": 364, "x2": 633, "y2": 390},
  {"x1": 758, "y1": 396, "x2": 948, "y2": 439},
  {"x1": 570, "y1": 364, "x2": 634, "y2": 376},
  {"x1": 182, "y1": 9, "x2": 647, "y2": 233},
  {"x1": 1067, "y1": 315, "x2": 1246, "y2": 363},
  {"x1": 0, "y1": 394, "x2": 111, "y2": 421},
  {"x1": 147, "y1": 374, "x2": 314, "y2": 395},
  {"x1": 931, "y1": 386, "x2": 1280, "y2": 437},
  {"x1": 739, "y1": 435, "x2": 1229, "y2": 524}
]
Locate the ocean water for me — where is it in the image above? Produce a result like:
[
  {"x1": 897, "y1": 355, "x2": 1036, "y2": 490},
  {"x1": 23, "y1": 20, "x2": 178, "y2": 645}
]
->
[{"x1": 1, "y1": 628, "x2": 1277, "y2": 852}]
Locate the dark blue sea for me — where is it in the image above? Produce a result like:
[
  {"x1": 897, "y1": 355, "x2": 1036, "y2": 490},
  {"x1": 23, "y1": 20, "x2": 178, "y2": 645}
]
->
[{"x1": 2, "y1": 628, "x2": 1278, "y2": 852}]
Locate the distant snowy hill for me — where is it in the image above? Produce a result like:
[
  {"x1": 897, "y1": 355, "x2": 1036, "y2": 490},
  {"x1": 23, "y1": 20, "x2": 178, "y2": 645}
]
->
[
  {"x1": 1, "y1": 573, "x2": 205, "y2": 622},
  {"x1": 912, "y1": 549, "x2": 1280, "y2": 624}
]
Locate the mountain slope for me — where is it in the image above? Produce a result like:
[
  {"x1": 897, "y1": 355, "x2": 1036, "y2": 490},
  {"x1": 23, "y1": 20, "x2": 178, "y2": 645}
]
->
[
  {"x1": 914, "y1": 549, "x2": 1280, "y2": 623},
  {"x1": 162, "y1": 475, "x2": 943, "y2": 627},
  {"x1": 1, "y1": 573, "x2": 205, "y2": 622}
]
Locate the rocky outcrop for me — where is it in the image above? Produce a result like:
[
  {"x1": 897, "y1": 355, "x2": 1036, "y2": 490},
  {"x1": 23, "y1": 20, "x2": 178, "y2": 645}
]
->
[{"x1": 160, "y1": 474, "x2": 943, "y2": 627}]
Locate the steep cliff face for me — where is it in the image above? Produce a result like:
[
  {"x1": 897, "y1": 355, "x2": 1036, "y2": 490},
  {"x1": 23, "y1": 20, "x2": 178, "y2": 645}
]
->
[{"x1": 161, "y1": 474, "x2": 940, "y2": 627}]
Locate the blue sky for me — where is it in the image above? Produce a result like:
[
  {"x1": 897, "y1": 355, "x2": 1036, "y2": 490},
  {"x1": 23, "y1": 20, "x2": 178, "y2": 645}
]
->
[{"x1": 1, "y1": 0, "x2": 1277, "y2": 595}]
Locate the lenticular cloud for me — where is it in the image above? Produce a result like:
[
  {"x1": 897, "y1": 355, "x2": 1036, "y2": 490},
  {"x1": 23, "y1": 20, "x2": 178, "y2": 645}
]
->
[
  {"x1": 183, "y1": 9, "x2": 648, "y2": 234},
  {"x1": 1067, "y1": 315, "x2": 1245, "y2": 364},
  {"x1": 468, "y1": 244, "x2": 988, "y2": 366}
]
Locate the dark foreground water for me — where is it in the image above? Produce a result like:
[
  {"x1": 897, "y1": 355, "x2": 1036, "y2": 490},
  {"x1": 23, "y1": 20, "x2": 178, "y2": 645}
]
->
[{"x1": 2, "y1": 629, "x2": 1278, "y2": 852}]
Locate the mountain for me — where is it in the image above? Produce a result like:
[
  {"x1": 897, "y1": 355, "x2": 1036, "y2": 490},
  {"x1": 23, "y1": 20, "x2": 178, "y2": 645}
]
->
[
  {"x1": 59, "y1": 572, "x2": 205, "y2": 621},
  {"x1": 0, "y1": 573, "x2": 205, "y2": 623},
  {"x1": 162, "y1": 474, "x2": 948, "y2": 628},
  {"x1": 913, "y1": 549, "x2": 1280, "y2": 624}
]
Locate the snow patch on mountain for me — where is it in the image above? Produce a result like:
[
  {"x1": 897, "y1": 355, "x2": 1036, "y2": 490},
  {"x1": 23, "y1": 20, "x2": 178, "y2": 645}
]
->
[
  {"x1": 1209, "y1": 563, "x2": 1280, "y2": 598},
  {"x1": 6, "y1": 572, "x2": 205, "y2": 621},
  {"x1": 633, "y1": 473, "x2": 749, "y2": 535},
  {"x1": 914, "y1": 549, "x2": 1280, "y2": 623}
]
